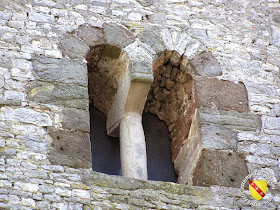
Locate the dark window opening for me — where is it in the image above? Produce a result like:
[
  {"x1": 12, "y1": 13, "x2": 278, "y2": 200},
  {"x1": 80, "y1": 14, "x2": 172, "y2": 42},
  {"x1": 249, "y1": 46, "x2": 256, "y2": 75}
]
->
[
  {"x1": 90, "y1": 105, "x2": 177, "y2": 182},
  {"x1": 90, "y1": 105, "x2": 121, "y2": 175}
]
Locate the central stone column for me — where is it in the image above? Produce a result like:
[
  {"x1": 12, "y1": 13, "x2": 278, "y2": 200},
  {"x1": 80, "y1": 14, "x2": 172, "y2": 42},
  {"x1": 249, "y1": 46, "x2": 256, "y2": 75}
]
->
[
  {"x1": 120, "y1": 112, "x2": 147, "y2": 179},
  {"x1": 106, "y1": 42, "x2": 154, "y2": 180}
]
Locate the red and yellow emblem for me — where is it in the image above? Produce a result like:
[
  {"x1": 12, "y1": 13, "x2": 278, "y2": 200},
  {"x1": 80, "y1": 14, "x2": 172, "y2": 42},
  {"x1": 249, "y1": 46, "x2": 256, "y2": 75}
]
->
[{"x1": 249, "y1": 180, "x2": 267, "y2": 201}]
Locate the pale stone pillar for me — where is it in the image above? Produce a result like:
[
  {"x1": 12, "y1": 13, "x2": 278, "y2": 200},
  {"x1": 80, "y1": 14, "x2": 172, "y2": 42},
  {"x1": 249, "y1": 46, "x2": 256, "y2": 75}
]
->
[
  {"x1": 120, "y1": 112, "x2": 148, "y2": 179},
  {"x1": 106, "y1": 41, "x2": 154, "y2": 180}
]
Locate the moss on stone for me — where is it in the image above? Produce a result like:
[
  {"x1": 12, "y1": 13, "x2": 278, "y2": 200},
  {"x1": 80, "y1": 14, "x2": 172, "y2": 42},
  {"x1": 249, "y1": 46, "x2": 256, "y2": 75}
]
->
[
  {"x1": 71, "y1": 183, "x2": 90, "y2": 190},
  {"x1": 82, "y1": 170, "x2": 212, "y2": 202}
]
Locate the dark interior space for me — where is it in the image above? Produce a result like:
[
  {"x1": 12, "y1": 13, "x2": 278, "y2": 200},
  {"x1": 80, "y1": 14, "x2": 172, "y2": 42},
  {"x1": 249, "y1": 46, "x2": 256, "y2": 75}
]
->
[
  {"x1": 90, "y1": 105, "x2": 177, "y2": 182},
  {"x1": 90, "y1": 105, "x2": 121, "y2": 175},
  {"x1": 143, "y1": 112, "x2": 177, "y2": 182}
]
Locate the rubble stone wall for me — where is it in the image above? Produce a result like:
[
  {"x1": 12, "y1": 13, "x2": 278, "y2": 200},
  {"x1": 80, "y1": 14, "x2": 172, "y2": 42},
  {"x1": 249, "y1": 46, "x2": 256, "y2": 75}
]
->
[{"x1": 0, "y1": 0, "x2": 279, "y2": 209}]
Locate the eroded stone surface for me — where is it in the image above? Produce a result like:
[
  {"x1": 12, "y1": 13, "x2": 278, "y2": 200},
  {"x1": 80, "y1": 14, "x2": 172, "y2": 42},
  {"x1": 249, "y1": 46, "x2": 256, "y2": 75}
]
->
[
  {"x1": 138, "y1": 27, "x2": 167, "y2": 55},
  {"x1": 60, "y1": 108, "x2": 90, "y2": 132},
  {"x1": 0, "y1": 107, "x2": 52, "y2": 127},
  {"x1": 201, "y1": 125, "x2": 237, "y2": 150},
  {"x1": 60, "y1": 34, "x2": 90, "y2": 59},
  {"x1": 194, "y1": 77, "x2": 249, "y2": 113},
  {"x1": 27, "y1": 81, "x2": 89, "y2": 110},
  {"x1": 103, "y1": 23, "x2": 134, "y2": 49},
  {"x1": 198, "y1": 108, "x2": 261, "y2": 131},
  {"x1": 48, "y1": 128, "x2": 91, "y2": 169},
  {"x1": 192, "y1": 150, "x2": 248, "y2": 187},
  {"x1": 32, "y1": 56, "x2": 88, "y2": 86},
  {"x1": 190, "y1": 51, "x2": 222, "y2": 76},
  {"x1": 77, "y1": 25, "x2": 105, "y2": 47}
]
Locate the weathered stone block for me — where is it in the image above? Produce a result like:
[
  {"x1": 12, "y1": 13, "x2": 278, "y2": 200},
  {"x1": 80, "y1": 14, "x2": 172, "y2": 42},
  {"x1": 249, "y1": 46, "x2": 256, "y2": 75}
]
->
[
  {"x1": 0, "y1": 107, "x2": 52, "y2": 127},
  {"x1": 60, "y1": 34, "x2": 90, "y2": 59},
  {"x1": 136, "y1": 0, "x2": 153, "y2": 6},
  {"x1": 27, "y1": 81, "x2": 88, "y2": 110},
  {"x1": 198, "y1": 107, "x2": 261, "y2": 131},
  {"x1": 265, "y1": 117, "x2": 280, "y2": 130},
  {"x1": 103, "y1": 23, "x2": 134, "y2": 49},
  {"x1": 192, "y1": 150, "x2": 248, "y2": 187},
  {"x1": 174, "y1": 107, "x2": 260, "y2": 184},
  {"x1": 170, "y1": 51, "x2": 181, "y2": 66},
  {"x1": 190, "y1": 51, "x2": 221, "y2": 76},
  {"x1": 60, "y1": 108, "x2": 90, "y2": 132},
  {"x1": 194, "y1": 77, "x2": 249, "y2": 113},
  {"x1": 32, "y1": 56, "x2": 87, "y2": 86},
  {"x1": 201, "y1": 125, "x2": 237, "y2": 150},
  {"x1": 138, "y1": 27, "x2": 166, "y2": 55},
  {"x1": 77, "y1": 25, "x2": 105, "y2": 47},
  {"x1": 123, "y1": 41, "x2": 154, "y2": 82},
  {"x1": 48, "y1": 128, "x2": 91, "y2": 169},
  {"x1": 184, "y1": 41, "x2": 204, "y2": 60},
  {"x1": 272, "y1": 25, "x2": 280, "y2": 47}
]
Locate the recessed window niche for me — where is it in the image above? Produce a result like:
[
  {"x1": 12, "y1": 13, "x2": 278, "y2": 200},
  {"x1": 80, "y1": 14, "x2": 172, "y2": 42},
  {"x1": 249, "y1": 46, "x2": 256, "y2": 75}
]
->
[{"x1": 87, "y1": 44, "x2": 181, "y2": 182}]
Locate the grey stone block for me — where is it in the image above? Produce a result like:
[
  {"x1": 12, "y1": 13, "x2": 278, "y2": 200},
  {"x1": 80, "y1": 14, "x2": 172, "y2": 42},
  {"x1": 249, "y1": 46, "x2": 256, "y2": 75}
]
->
[
  {"x1": 60, "y1": 34, "x2": 90, "y2": 59},
  {"x1": 27, "y1": 81, "x2": 88, "y2": 110},
  {"x1": 273, "y1": 14, "x2": 280, "y2": 23},
  {"x1": 0, "y1": 180, "x2": 12, "y2": 189},
  {"x1": 32, "y1": 56, "x2": 87, "y2": 86},
  {"x1": 201, "y1": 125, "x2": 237, "y2": 150},
  {"x1": 192, "y1": 150, "x2": 248, "y2": 187},
  {"x1": 0, "y1": 149, "x2": 17, "y2": 157},
  {"x1": 60, "y1": 108, "x2": 90, "y2": 132},
  {"x1": 82, "y1": 170, "x2": 211, "y2": 199},
  {"x1": 198, "y1": 107, "x2": 261, "y2": 131},
  {"x1": 77, "y1": 25, "x2": 105, "y2": 47},
  {"x1": 123, "y1": 41, "x2": 154, "y2": 82},
  {"x1": 47, "y1": 128, "x2": 91, "y2": 169},
  {"x1": 265, "y1": 117, "x2": 280, "y2": 130},
  {"x1": 24, "y1": 170, "x2": 49, "y2": 179},
  {"x1": 190, "y1": 51, "x2": 222, "y2": 76},
  {"x1": 138, "y1": 27, "x2": 166, "y2": 55},
  {"x1": 39, "y1": 184, "x2": 54, "y2": 194},
  {"x1": 37, "y1": 201, "x2": 50, "y2": 209},
  {"x1": 103, "y1": 23, "x2": 134, "y2": 48},
  {"x1": 44, "y1": 194, "x2": 61, "y2": 202},
  {"x1": 271, "y1": 147, "x2": 280, "y2": 156},
  {"x1": 136, "y1": 0, "x2": 153, "y2": 6}
]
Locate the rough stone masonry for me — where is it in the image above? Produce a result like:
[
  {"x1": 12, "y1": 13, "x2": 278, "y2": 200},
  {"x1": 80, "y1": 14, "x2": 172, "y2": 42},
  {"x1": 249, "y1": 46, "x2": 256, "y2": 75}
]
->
[{"x1": 0, "y1": 0, "x2": 280, "y2": 209}]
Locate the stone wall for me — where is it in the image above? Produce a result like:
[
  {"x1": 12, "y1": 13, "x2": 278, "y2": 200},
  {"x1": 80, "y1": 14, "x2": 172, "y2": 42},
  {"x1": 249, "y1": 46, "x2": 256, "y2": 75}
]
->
[{"x1": 0, "y1": 0, "x2": 280, "y2": 209}]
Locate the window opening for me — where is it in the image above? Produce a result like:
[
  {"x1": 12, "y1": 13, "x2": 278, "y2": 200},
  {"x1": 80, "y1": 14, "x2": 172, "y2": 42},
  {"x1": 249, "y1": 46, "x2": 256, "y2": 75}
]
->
[{"x1": 90, "y1": 104, "x2": 177, "y2": 182}]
